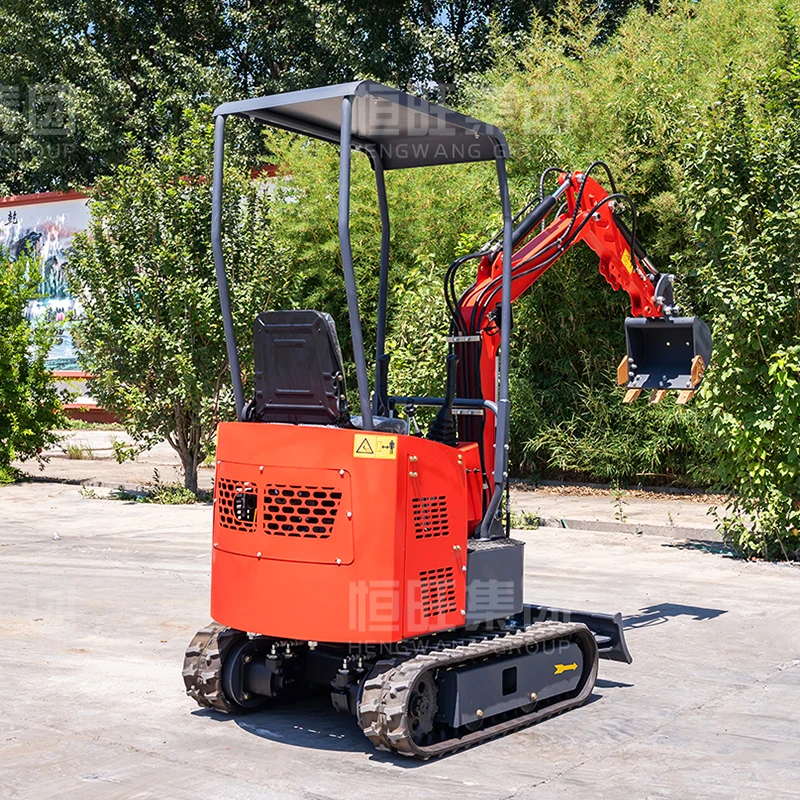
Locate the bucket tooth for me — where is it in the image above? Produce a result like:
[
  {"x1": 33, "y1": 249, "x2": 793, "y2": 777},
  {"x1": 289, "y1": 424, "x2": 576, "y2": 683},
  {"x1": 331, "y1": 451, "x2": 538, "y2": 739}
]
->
[
  {"x1": 649, "y1": 389, "x2": 668, "y2": 404},
  {"x1": 690, "y1": 355, "x2": 705, "y2": 387},
  {"x1": 623, "y1": 389, "x2": 642, "y2": 403},
  {"x1": 617, "y1": 355, "x2": 629, "y2": 385},
  {"x1": 676, "y1": 390, "x2": 695, "y2": 405}
]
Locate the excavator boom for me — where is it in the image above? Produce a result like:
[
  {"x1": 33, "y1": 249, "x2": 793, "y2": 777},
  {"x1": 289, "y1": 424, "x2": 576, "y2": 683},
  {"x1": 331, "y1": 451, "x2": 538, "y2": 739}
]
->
[{"x1": 453, "y1": 169, "x2": 712, "y2": 488}]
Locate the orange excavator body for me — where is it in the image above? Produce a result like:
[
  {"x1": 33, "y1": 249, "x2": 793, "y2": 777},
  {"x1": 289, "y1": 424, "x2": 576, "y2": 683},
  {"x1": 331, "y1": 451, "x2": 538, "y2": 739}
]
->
[
  {"x1": 209, "y1": 171, "x2": 704, "y2": 644},
  {"x1": 211, "y1": 421, "x2": 484, "y2": 643}
]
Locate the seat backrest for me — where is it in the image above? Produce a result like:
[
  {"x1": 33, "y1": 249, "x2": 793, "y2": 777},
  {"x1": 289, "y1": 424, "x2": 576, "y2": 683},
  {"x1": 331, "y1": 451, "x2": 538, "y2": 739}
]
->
[{"x1": 253, "y1": 309, "x2": 348, "y2": 425}]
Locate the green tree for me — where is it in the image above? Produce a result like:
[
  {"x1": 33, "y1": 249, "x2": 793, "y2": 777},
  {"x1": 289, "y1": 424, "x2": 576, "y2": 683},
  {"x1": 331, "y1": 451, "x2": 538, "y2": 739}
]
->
[
  {"x1": 0, "y1": 254, "x2": 64, "y2": 483},
  {"x1": 0, "y1": 0, "x2": 229, "y2": 194},
  {"x1": 682, "y1": 3, "x2": 800, "y2": 559},
  {"x1": 0, "y1": 0, "x2": 561, "y2": 193},
  {"x1": 67, "y1": 110, "x2": 275, "y2": 492}
]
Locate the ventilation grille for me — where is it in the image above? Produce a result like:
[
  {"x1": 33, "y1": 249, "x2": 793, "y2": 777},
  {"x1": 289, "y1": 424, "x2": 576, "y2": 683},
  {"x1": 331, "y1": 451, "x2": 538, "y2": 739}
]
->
[
  {"x1": 217, "y1": 479, "x2": 258, "y2": 531},
  {"x1": 419, "y1": 566, "x2": 457, "y2": 618},
  {"x1": 412, "y1": 495, "x2": 450, "y2": 539},
  {"x1": 262, "y1": 484, "x2": 342, "y2": 538}
]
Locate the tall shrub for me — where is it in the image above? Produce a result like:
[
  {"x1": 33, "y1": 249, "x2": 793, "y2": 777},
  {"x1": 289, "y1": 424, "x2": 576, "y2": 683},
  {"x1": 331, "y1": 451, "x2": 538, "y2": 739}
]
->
[
  {"x1": 68, "y1": 110, "x2": 275, "y2": 492},
  {"x1": 0, "y1": 254, "x2": 64, "y2": 482},
  {"x1": 682, "y1": 4, "x2": 800, "y2": 558}
]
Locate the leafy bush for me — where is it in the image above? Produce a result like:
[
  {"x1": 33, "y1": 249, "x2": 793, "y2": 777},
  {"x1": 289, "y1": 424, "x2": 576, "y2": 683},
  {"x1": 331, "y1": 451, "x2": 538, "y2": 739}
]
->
[
  {"x1": 521, "y1": 383, "x2": 716, "y2": 484},
  {"x1": 68, "y1": 109, "x2": 275, "y2": 492},
  {"x1": 0, "y1": 254, "x2": 65, "y2": 482},
  {"x1": 681, "y1": 5, "x2": 800, "y2": 559}
]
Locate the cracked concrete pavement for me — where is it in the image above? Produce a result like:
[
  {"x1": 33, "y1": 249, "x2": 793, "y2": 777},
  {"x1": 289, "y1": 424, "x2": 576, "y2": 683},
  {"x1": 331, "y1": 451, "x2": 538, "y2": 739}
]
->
[{"x1": 1, "y1": 480, "x2": 799, "y2": 799}]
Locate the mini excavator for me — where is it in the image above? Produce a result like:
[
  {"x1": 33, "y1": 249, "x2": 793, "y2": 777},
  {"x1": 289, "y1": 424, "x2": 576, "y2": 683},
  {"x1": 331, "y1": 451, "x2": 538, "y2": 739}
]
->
[{"x1": 184, "y1": 82, "x2": 712, "y2": 758}]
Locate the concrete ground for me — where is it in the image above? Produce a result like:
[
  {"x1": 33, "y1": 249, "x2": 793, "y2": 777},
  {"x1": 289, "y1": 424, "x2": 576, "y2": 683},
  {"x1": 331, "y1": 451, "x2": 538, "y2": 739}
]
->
[
  {"x1": 1, "y1": 481, "x2": 799, "y2": 799},
  {"x1": 513, "y1": 484, "x2": 720, "y2": 539},
  {"x1": 18, "y1": 428, "x2": 215, "y2": 491}
]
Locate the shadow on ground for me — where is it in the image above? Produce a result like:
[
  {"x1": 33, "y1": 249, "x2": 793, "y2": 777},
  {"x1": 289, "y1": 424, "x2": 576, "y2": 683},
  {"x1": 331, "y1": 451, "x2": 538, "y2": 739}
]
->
[
  {"x1": 624, "y1": 602, "x2": 728, "y2": 629},
  {"x1": 662, "y1": 538, "x2": 738, "y2": 557},
  {"x1": 193, "y1": 689, "x2": 616, "y2": 763},
  {"x1": 194, "y1": 697, "x2": 380, "y2": 757}
]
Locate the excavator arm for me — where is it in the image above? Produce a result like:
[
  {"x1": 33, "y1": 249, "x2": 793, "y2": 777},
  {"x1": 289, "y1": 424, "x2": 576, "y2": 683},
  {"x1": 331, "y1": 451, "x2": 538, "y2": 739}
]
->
[
  {"x1": 460, "y1": 172, "x2": 665, "y2": 322},
  {"x1": 451, "y1": 168, "x2": 712, "y2": 493}
]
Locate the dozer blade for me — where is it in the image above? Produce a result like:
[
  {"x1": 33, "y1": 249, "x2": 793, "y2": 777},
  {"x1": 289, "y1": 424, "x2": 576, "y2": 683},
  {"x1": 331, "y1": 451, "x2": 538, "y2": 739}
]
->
[{"x1": 623, "y1": 316, "x2": 712, "y2": 395}]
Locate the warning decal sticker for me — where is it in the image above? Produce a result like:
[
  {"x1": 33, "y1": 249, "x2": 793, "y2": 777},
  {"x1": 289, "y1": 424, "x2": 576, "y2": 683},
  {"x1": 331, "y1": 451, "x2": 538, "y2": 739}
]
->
[
  {"x1": 353, "y1": 433, "x2": 398, "y2": 460},
  {"x1": 621, "y1": 249, "x2": 633, "y2": 274}
]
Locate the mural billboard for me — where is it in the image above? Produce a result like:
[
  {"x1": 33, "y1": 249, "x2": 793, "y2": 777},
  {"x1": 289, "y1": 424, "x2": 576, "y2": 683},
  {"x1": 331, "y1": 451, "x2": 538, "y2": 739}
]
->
[{"x1": 0, "y1": 190, "x2": 89, "y2": 370}]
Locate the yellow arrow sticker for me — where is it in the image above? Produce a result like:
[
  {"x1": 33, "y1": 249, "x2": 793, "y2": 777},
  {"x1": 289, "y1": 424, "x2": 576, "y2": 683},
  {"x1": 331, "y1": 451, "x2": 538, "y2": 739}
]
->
[
  {"x1": 353, "y1": 433, "x2": 398, "y2": 460},
  {"x1": 554, "y1": 663, "x2": 578, "y2": 675}
]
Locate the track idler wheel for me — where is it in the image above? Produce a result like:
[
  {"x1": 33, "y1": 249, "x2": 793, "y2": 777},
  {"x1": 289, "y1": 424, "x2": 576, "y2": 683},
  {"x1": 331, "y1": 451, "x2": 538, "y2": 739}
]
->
[{"x1": 183, "y1": 623, "x2": 269, "y2": 714}]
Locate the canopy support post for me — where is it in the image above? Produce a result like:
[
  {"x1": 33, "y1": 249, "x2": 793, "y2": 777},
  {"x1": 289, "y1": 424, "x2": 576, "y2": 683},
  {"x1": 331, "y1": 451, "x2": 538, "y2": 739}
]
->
[
  {"x1": 338, "y1": 97, "x2": 374, "y2": 430},
  {"x1": 373, "y1": 156, "x2": 390, "y2": 415},
  {"x1": 212, "y1": 113, "x2": 246, "y2": 420},
  {"x1": 480, "y1": 155, "x2": 513, "y2": 538}
]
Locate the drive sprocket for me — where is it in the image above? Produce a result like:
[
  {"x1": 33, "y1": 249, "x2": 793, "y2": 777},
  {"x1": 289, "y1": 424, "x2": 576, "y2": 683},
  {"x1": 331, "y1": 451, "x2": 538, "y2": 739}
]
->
[{"x1": 182, "y1": 622, "x2": 253, "y2": 713}]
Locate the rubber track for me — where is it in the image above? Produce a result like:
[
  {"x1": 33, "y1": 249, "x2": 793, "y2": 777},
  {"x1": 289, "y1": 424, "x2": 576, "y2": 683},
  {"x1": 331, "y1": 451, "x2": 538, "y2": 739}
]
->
[
  {"x1": 182, "y1": 622, "x2": 244, "y2": 713},
  {"x1": 357, "y1": 621, "x2": 598, "y2": 759}
]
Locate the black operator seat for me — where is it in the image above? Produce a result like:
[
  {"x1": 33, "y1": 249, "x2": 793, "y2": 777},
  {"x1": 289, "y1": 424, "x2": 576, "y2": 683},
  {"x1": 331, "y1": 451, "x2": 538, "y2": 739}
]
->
[
  {"x1": 252, "y1": 309, "x2": 407, "y2": 434},
  {"x1": 253, "y1": 310, "x2": 348, "y2": 425}
]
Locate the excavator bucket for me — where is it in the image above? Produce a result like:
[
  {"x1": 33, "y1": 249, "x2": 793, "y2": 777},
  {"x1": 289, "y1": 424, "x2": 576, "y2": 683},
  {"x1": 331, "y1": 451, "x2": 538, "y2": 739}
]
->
[{"x1": 621, "y1": 317, "x2": 712, "y2": 403}]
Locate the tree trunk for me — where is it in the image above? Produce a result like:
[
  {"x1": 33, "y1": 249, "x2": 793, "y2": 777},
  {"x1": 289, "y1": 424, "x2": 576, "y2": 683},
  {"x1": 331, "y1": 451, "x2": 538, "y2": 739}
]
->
[
  {"x1": 169, "y1": 402, "x2": 202, "y2": 495},
  {"x1": 181, "y1": 450, "x2": 199, "y2": 494}
]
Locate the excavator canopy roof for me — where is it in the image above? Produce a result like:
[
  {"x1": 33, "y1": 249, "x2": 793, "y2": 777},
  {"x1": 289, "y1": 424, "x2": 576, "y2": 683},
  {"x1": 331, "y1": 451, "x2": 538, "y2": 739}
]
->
[{"x1": 214, "y1": 80, "x2": 509, "y2": 170}]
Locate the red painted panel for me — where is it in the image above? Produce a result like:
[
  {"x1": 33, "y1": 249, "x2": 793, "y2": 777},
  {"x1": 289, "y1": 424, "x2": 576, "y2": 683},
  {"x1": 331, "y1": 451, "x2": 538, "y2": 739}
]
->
[
  {"x1": 214, "y1": 462, "x2": 355, "y2": 564},
  {"x1": 211, "y1": 421, "x2": 469, "y2": 644},
  {"x1": 401, "y1": 444, "x2": 468, "y2": 637}
]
